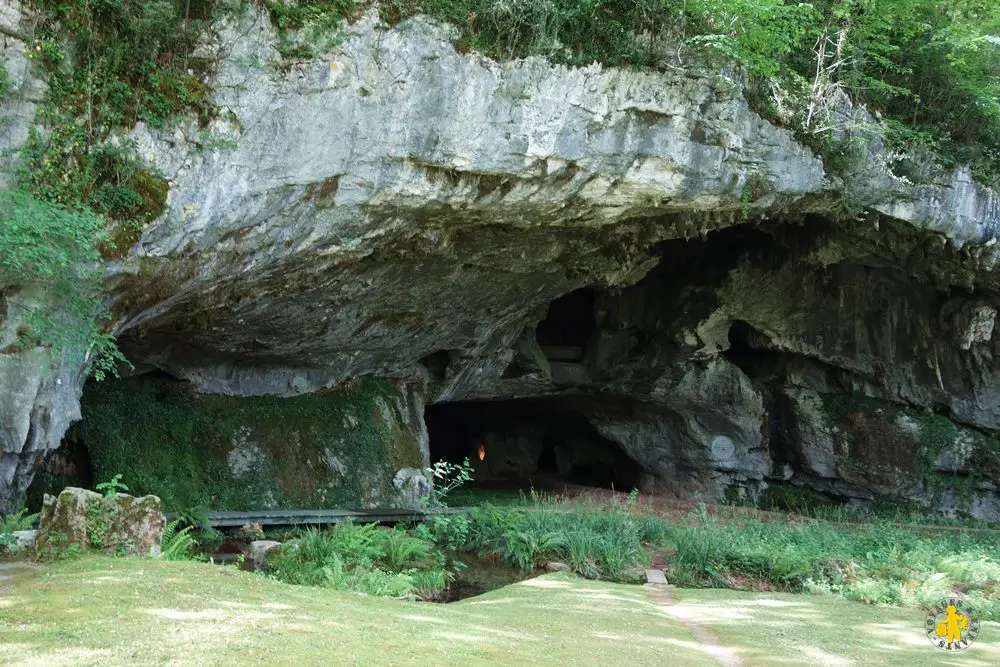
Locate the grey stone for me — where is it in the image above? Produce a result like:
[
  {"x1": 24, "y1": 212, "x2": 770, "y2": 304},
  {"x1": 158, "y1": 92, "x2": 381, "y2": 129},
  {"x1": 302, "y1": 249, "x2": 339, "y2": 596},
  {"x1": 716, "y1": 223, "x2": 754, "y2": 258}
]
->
[
  {"x1": 0, "y1": 340, "x2": 85, "y2": 513},
  {"x1": 393, "y1": 467, "x2": 432, "y2": 508},
  {"x1": 645, "y1": 569, "x2": 668, "y2": 585},
  {"x1": 951, "y1": 302, "x2": 997, "y2": 350},
  {"x1": 780, "y1": 389, "x2": 840, "y2": 479},
  {"x1": 249, "y1": 540, "x2": 282, "y2": 571},
  {"x1": 36, "y1": 487, "x2": 165, "y2": 557},
  {"x1": 3, "y1": 4, "x2": 1000, "y2": 517},
  {"x1": 106, "y1": 8, "x2": 826, "y2": 400},
  {"x1": 12, "y1": 529, "x2": 37, "y2": 552}
]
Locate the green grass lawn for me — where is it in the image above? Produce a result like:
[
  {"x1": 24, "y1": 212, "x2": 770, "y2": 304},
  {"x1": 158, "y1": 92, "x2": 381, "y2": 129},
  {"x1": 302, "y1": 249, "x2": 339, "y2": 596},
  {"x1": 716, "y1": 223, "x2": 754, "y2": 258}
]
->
[
  {"x1": 672, "y1": 588, "x2": 1000, "y2": 666},
  {"x1": 0, "y1": 558, "x2": 698, "y2": 666},
  {"x1": 3, "y1": 557, "x2": 998, "y2": 666}
]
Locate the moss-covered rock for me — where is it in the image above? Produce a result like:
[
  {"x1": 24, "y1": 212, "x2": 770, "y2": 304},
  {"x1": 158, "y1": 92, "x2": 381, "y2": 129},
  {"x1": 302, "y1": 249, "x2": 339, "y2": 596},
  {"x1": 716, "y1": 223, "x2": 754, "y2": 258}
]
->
[
  {"x1": 36, "y1": 487, "x2": 164, "y2": 558},
  {"x1": 65, "y1": 374, "x2": 428, "y2": 511}
]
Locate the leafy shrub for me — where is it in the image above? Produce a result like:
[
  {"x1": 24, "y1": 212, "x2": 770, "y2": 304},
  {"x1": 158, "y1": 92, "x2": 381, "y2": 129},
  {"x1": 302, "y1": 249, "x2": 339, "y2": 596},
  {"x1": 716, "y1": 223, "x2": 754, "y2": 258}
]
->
[
  {"x1": 413, "y1": 512, "x2": 471, "y2": 551},
  {"x1": 0, "y1": 509, "x2": 40, "y2": 553},
  {"x1": 0, "y1": 509, "x2": 38, "y2": 533},
  {"x1": 7, "y1": 0, "x2": 212, "y2": 378},
  {"x1": 95, "y1": 473, "x2": 129, "y2": 498},
  {"x1": 266, "y1": 522, "x2": 453, "y2": 599},
  {"x1": 0, "y1": 190, "x2": 125, "y2": 378},
  {"x1": 460, "y1": 501, "x2": 664, "y2": 582},
  {"x1": 265, "y1": 0, "x2": 361, "y2": 59},
  {"x1": 667, "y1": 508, "x2": 1000, "y2": 620},
  {"x1": 427, "y1": 458, "x2": 474, "y2": 508}
]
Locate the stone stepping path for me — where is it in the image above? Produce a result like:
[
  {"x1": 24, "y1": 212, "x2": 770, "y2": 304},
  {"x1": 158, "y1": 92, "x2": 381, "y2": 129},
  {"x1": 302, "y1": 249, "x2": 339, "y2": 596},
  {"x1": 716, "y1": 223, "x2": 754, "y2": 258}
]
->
[{"x1": 644, "y1": 552, "x2": 744, "y2": 667}]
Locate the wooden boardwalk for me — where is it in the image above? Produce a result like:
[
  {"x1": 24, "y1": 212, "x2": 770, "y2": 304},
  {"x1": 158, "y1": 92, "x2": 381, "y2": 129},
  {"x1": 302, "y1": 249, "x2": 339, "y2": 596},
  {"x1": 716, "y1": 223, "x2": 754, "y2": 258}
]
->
[{"x1": 164, "y1": 507, "x2": 466, "y2": 528}]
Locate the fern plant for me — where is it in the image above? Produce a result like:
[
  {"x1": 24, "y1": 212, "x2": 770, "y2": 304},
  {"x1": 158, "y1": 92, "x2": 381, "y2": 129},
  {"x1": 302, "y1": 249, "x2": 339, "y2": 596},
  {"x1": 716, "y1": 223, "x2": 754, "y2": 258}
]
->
[
  {"x1": 159, "y1": 519, "x2": 197, "y2": 561},
  {"x1": 0, "y1": 508, "x2": 38, "y2": 533},
  {"x1": 378, "y1": 527, "x2": 433, "y2": 570},
  {"x1": 95, "y1": 473, "x2": 129, "y2": 498},
  {"x1": 0, "y1": 509, "x2": 40, "y2": 552}
]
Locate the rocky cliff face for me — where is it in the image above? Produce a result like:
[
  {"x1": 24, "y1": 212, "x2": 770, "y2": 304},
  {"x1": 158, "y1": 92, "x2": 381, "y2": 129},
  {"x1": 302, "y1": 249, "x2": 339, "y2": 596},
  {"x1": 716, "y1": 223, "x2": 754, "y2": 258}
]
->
[{"x1": 4, "y1": 7, "x2": 1000, "y2": 516}]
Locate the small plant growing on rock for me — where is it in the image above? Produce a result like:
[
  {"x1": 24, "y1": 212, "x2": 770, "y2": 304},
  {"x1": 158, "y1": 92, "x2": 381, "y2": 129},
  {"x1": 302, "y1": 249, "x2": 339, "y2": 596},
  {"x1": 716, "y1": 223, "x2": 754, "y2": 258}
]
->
[{"x1": 96, "y1": 473, "x2": 129, "y2": 498}]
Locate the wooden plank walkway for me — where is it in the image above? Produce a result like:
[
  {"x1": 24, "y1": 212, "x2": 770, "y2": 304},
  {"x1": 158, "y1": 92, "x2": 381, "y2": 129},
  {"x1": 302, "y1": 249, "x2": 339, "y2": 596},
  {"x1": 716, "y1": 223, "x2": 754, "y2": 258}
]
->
[{"x1": 164, "y1": 507, "x2": 466, "y2": 528}]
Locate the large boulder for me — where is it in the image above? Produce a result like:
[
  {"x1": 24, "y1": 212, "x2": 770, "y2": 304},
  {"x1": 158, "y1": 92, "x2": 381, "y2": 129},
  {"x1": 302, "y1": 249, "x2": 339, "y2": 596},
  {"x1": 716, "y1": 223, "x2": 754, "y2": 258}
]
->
[{"x1": 36, "y1": 487, "x2": 165, "y2": 557}]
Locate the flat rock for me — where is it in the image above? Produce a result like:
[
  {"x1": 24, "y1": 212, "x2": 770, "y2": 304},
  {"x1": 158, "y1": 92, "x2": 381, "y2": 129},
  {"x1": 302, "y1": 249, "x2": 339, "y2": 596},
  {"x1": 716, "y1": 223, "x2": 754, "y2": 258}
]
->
[{"x1": 645, "y1": 569, "x2": 668, "y2": 585}]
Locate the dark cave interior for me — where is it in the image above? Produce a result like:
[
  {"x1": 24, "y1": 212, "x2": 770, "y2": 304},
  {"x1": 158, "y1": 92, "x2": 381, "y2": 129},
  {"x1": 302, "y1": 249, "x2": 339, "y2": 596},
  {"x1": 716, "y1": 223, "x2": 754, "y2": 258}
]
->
[{"x1": 425, "y1": 398, "x2": 641, "y2": 492}]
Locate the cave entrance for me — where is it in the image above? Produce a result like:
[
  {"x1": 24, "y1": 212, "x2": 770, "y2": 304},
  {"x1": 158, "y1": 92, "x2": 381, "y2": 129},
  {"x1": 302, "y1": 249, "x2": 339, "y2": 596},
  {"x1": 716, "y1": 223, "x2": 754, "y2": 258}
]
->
[
  {"x1": 535, "y1": 288, "x2": 597, "y2": 363},
  {"x1": 24, "y1": 430, "x2": 94, "y2": 512},
  {"x1": 425, "y1": 398, "x2": 640, "y2": 495}
]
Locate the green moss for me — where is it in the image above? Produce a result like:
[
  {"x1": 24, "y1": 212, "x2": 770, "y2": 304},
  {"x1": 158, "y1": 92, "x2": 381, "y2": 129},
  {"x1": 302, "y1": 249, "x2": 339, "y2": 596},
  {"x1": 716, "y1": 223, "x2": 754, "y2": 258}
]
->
[
  {"x1": 85, "y1": 498, "x2": 112, "y2": 549},
  {"x1": 96, "y1": 169, "x2": 170, "y2": 259},
  {"x1": 820, "y1": 392, "x2": 890, "y2": 423},
  {"x1": 740, "y1": 170, "x2": 772, "y2": 220},
  {"x1": 916, "y1": 412, "x2": 958, "y2": 473},
  {"x1": 65, "y1": 374, "x2": 424, "y2": 511},
  {"x1": 264, "y1": 0, "x2": 362, "y2": 60},
  {"x1": 816, "y1": 394, "x2": 1000, "y2": 513}
]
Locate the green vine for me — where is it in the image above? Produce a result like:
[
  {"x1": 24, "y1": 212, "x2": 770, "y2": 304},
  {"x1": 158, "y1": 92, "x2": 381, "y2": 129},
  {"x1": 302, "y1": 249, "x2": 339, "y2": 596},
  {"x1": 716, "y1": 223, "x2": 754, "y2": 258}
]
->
[{"x1": 916, "y1": 412, "x2": 1000, "y2": 512}]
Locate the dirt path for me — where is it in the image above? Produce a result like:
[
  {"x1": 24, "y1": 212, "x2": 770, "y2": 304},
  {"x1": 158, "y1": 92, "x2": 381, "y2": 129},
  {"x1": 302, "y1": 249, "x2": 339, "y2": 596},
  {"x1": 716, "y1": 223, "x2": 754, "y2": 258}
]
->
[{"x1": 645, "y1": 553, "x2": 744, "y2": 667}]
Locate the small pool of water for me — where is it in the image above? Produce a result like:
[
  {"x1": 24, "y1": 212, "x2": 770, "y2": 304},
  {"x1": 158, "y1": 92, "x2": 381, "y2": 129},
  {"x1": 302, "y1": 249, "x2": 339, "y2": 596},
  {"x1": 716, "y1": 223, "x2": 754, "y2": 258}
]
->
[{"x1": 436, "y1": 553, "x2": 538, "y2": 603}]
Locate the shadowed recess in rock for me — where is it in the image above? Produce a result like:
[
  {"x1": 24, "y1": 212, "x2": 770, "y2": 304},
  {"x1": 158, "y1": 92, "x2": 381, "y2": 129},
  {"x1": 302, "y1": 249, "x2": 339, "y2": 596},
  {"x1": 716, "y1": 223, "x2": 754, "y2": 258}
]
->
[{"x1": 426, "y1": 398, "x2": 641, "y2": 493}]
